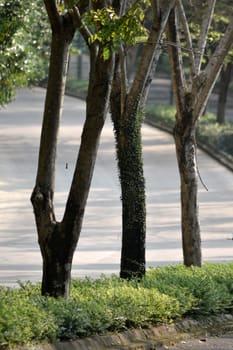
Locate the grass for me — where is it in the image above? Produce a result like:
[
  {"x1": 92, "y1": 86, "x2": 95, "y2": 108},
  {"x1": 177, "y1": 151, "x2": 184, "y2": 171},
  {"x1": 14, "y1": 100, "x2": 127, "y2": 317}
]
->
[
  {"x1": 145, "y1": 104, "x2": 233, "y2": 157},
  {"x1": 0, "y1": 263, "x2": 233, "y2": 348}
]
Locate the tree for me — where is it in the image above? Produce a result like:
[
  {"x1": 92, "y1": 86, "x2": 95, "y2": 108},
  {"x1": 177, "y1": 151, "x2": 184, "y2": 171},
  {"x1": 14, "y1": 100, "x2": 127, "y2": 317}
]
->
[
  {"x1": 0, "y1": 0, "x2": 49, "y2": 105},
  {"x1": 165, "y1": 0, "x2": 233, "y2": 266},
  {"x1": 206, "y1": 0, "x2": 233, "y2": 123},
  {"x1": 110, "y1": 0, "x2": 175, "y2": 279},
  {"x1": 31, "y1": 0, "x2": 115, "y2": 298}
]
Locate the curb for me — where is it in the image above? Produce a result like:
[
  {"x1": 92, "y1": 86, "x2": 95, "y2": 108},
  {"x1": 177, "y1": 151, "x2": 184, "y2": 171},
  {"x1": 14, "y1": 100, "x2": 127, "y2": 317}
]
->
[
  {"x1": 145, "y1": 117, "x2": 233, "y2": 173},
  {"x1": 16, "y1": 314, "x2": 233, "y2": 350},
  {"x1": 65, "y1": 87, "x2": 233, "y2": 174}
]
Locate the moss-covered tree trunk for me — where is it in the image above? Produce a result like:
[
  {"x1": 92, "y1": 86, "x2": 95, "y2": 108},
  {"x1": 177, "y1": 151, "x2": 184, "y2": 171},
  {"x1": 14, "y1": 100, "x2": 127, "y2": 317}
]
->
[
  {"x1": 110, "y1": 0, "x2": 175, "y2": 279},
  {"x1": 111, "y1": 89, "x2": 146, "y2": 278}
]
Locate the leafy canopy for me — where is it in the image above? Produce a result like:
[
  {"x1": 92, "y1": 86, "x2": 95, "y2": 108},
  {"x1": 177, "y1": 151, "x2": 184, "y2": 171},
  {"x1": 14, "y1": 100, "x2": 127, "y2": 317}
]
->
[{"x1": 83, "y1": 1, "x2": 150, "y2": 60}]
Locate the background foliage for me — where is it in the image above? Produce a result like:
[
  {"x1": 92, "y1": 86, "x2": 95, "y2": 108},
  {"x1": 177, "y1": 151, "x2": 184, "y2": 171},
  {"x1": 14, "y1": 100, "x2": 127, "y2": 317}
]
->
[{"x1": 0, "y1": 0, "x2": 50, "y2": 105}]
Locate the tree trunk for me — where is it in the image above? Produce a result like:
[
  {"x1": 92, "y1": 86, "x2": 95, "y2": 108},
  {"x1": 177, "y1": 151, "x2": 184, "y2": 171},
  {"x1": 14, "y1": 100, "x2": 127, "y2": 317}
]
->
[
  {"x1": 32, "y1": 1, "x2": 114, "y2": 297},
  {"x1": 109, "y1": 1, "x2": 174, "y2": 279},
  {"x1": 217, "y1": 62, "x2": 232, "y2": 124},
  {"x1": 39, "y1": 223, "x2": 75, "y2": 298},
  {"x1": 31, "y1": 25, "x2": 75, "y2": 297},
  {"x1": 110, "y1": 49, "x2": 146, "y2": 279},
  {"x1": 119, "y1": 120, "x2": 146, "y2": 278},
  {"x1": 173, "y1": 118, "x2": 202, "y2": 267}
]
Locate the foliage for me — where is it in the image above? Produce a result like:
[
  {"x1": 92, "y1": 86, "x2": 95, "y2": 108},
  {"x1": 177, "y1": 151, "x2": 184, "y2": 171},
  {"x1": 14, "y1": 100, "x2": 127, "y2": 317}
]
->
[
  {"x1": 0, "y1": 0, "x2": 50, "y2": 105},
  {"x1": 82, "y1": 0, "x2": 149, "y2": 60},
  {"x1": 0, "y1": 263, "x2": 233, "y2": 348},
  {"x1": 0, "y1": 283, "x2": 56, "y2": 347},
  {"x1": 143, "y1": 264, "x2": 233, "y2": 316},
  {"x1": 145, "y1": 104, "x2": 233, "y2": 157}
]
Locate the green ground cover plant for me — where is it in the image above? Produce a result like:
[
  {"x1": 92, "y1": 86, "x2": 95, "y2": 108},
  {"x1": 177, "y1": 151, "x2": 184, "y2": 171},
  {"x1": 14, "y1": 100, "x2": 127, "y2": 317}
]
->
[
  {"x1": 66, "y1": 78, "x2": 89, "y2": 98},
  {"x1": 145, "y1": 104, "x2": 233, "y2": 158},
  {"x1": 0, "y1": 263, "x2": 233, "y2": 348}
]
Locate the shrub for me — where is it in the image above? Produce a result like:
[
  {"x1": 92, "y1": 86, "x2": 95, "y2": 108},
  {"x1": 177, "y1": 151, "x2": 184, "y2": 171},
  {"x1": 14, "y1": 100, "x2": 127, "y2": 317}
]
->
[
  {"x1": 144, "y1": 264, "x2": 233, "y2": 316},
  {"x1": 0, "y1": 264, "x2": 233, "y2": 348},
  {"x1": 145, "y1": 104, "x2": 233, "y2": 157},
  {"x1": 0, "y1": 283, "x2": 56, "y2": 347}
]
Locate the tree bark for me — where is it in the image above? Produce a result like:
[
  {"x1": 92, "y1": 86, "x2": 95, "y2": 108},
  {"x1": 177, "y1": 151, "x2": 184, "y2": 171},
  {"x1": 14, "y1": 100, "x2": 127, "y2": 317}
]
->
[
  {"x1": 217, "y1": 62, "x2": 232, "y2": 124},
  {"x1": 31, "y1": 17, "x2": 75, "y2": 297},
  {"x1": 173, "y1": 119, "x2": 202, "y2": 267}
]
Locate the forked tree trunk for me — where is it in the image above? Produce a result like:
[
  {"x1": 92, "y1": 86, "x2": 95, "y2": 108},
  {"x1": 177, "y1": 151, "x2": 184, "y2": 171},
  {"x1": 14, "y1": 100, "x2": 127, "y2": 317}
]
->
[
  {"x1": 173, "y1": 118, "x2": 201, "y2": 266},
  {"x1": 31, "y1": 25, "x2": 75, "y2": 297},
  {"x1": 166, "y1": 4, "x2": 233, "y2": 268},
  {"x1": 32, "y1": 3, "x2": 114, "y2": 296}
]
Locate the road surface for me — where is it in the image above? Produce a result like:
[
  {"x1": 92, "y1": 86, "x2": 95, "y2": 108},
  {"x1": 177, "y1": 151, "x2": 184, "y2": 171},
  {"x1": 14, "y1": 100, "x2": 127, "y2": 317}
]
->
[
  {"x1": 159, "y1": 333, "x2": 233, "y2": 350},
  {"x1": 0, "y1": 87, "x2": 233, "y2": 285}
]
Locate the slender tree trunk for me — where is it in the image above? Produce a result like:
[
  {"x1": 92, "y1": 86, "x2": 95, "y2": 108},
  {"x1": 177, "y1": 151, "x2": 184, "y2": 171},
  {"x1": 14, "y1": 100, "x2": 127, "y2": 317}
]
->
[
  {"x1": 166, "y1": 8, "x2": 202, "y2": 267},
  {"x1": 217, "y1": 62, "x2": 232, "y2": 124},
  {"x1": 173, "y1": 118, "x2": 202, "y2": 267},
  {"x1": 31, "y1": 27, "x2": 74, "y2": 297}
]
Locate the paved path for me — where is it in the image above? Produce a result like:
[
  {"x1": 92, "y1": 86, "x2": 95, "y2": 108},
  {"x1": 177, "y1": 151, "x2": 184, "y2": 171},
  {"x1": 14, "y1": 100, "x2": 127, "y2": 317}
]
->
[
  {"x1": 0, "y1": 87, "x2": 233, "y2": 285},
  {"x1": 159, "y1": 333, "x2": 233, "y2": 350}
]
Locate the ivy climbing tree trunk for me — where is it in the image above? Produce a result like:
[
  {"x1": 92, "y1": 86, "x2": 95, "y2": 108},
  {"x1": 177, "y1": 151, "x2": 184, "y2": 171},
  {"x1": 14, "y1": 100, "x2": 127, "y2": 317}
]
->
[
  {"x1": 31, "y1": 0, "x2": 114, "y2": 298},
  {"x1": 111, "y1": 68, "x2": 146, "y2": 278},
  {"x1": 110, "y1": 0, "x2": 175, "y2": 279},
  {"x1": 166, "y1": 1, "x2": 233, "y2": 266}
]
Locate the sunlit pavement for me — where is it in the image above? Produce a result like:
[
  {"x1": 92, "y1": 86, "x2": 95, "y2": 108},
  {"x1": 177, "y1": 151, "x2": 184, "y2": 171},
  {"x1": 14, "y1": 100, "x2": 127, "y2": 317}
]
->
[{"x1": 0, "y1": 87, "x2": 233, "y2": 285}]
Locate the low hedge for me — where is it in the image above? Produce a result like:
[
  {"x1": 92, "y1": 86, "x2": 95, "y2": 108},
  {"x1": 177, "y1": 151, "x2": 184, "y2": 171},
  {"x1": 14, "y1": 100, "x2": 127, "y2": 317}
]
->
[
  {"x1": 1, "y1": 263, "x2": 233, "y2": 348},
  {"x1": 145, "y1": 104, "x2": 233, "y2": 158}
]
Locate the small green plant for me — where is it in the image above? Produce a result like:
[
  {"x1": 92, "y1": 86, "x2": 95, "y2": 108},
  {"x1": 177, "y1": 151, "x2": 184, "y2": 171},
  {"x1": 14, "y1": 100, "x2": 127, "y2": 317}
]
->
[
  {"x1": 0, "y1": 264, "x2": 233, "y2": 348},
  {"x1": 145, "y1": 104, "x2": 233, "y2": 157}
]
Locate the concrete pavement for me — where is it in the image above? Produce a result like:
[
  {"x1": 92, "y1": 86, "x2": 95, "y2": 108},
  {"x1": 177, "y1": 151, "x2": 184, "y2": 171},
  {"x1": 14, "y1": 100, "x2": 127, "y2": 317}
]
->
[
  {"x1": 159, "y1": 333, "x2": 233, "y2": 350},
  {"x1": 0, "y1": 87, "x2": 233, "y2": 285}
]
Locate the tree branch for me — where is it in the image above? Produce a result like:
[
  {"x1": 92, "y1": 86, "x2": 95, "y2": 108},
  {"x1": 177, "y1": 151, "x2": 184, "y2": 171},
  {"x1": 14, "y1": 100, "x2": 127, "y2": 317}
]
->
[
  {"x1": 177, "y1": 0, "x2": 196, "y2": 79},
  {"x1": 43, "y1": 0, "x2": 61, "y2": 31},
  {"x1": 193, "y1": 18, "x2": 233, "y2": 118},
  {"x1": 166, "y1": 5, "x2": 186, "y2": 119},
  {"x1": 72, "y1": 5, "x2": 92, "y2": 45},
  {"x1": 194, "y1": 0, "x2": 216, "y2": 74},
  {"x1": 129, "y1": 0, "x2": 175, "y2": 108}
]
